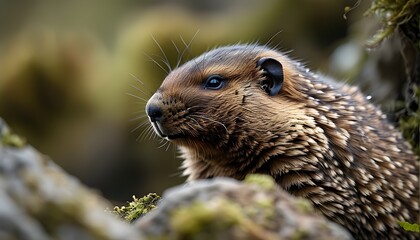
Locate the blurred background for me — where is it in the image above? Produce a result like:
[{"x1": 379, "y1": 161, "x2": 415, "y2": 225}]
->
[{"x1": 0, "y1": 0, "x2": 405, "y2": 203}]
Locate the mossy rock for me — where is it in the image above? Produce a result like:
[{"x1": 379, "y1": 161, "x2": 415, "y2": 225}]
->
[
  {"x1": 135, "y1": 175, "x2": 352, "y2": 240},
  {"x1": 0, "y1": 118, "x2": 142, "y2": 240}
]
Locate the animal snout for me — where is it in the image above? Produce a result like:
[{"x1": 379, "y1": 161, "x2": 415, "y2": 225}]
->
[{"x1": 146, "y1": 103, "x2": 163, "y2": 122}]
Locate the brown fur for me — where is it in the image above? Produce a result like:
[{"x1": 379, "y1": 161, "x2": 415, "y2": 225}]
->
[{"x1": 146, "y1": 44, "x2": 419, "y2": 239}]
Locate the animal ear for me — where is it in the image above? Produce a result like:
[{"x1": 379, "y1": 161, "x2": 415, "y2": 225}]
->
[{"x1": 256, "y1": 57, "x2": 284, "y2": 96}]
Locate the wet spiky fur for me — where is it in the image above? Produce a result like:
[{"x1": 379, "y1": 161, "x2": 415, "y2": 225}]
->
[{"x1": 146, "y1": 44, "x2": 420, "y2": 239}]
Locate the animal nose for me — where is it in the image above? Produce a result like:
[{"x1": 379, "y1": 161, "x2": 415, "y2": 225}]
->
[{"x1": 146, "y1": 104, "x2": 163, "y2": 122}]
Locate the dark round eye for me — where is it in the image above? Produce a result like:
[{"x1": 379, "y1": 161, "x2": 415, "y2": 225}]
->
[{"x1": 204, "y1": 75, "x2": 225, "y2": 90}]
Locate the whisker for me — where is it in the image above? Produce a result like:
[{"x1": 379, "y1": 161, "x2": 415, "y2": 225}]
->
[
  {"x1": 147, "y1": 126, "x2": 157, "y2": 140},
  {"x1": 151, "y1": 34, "x2": 172, "y2": 72},
  {"x1": 150, "y1": 53, "x2": 172, "y2": 72},
  {"x1": 158, "y1": 139, "x2": 169, "y2": 149},
  {"x1": 129, "y1": 73, "x2": 154, "y2": 97},
  {"x1": 264, "y1": 31, "x2": 282, "y2": 49},
  {"x1": 169, "y1": 170, "x2": 184, "y2": 178},
  {"x1": 187, "y1": 105, "x2": 219, "y2": 111},
  {"x1": 130, "y1": 110, "x2": 146, "y2": 115},
  {"x1": 129, "y1": 83, "x2": 151, "y2": 99},
  {"x1": 171, "y1": 39, "x2": 182, "y2": 68},
  {"x1": 143, "y1": 52, "x2": 169, "y2": 74},
  {"x1": 184, "y1": 122, "x2": 201, "y2": 137},
  {"x1": 186, "y1": 106, "x2": 202, "y2": 110},
  {"x1": 200, "y1": 50, "x2": 207, "y2": 78},
  {"x1": 165, "y1": 141, "x2": 172, "y2": 152},
  {"x1": 137, "y1": 125, "x2": 153, "y2": 142},
  {"x1": 141, "y1": 125, "x2": 154, "y2": 141},
  {"x1": 171, "y1": 39, "x2": 181, "y2": 54},
  {"x1": 129, "y1": 114, "x2": 148, "y2": 122},
  {"x1": 177, "y1": 30, "x2": 200, "y2": 68},
  {"x1": 186, "y1": 116, "x2": 205, "y2": 130},
  {"x1": 130, "y1": 120, "x2": 150, "y2": 133},
  {"x1": 126, "y1": 92, "x2": 148, "y2": 102},
  {"x1": 172, "y1": 38, "x2": 186, "y2": 71},
  {"x1": 132, "y1": 101, "x2": 148, "y2": 105},
  {"x1": 190, "y1": 114, "x2": 228, "y2": 132},
  {"x1": 184, "y1": 122, "x2": 196, "y2": 130}
]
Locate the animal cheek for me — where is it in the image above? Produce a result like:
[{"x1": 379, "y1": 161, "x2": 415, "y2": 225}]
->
[{"x1": 182, "y1": 92, "x2": 212, "y2": 108}]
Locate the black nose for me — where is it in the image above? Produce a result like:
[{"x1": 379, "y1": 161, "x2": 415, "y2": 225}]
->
[{"x1": 146, "y1": 104, "x2": 163, "y2": 122}]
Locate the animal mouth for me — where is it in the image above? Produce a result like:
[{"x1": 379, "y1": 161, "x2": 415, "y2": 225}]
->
[
  {"x1": 151, "y1": 122, "x2": 167, "y2": 138},
  {"x1": 151, "y1": 121, "x2": 185, "y2": 140}
]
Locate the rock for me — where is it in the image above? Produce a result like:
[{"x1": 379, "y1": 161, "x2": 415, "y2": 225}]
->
[
  {"x1": 0, "y1": 118, "x2": 142, "y2": 240},
  {"x1": 135, "y1": 175, "x2": 353, "y2": 240}
]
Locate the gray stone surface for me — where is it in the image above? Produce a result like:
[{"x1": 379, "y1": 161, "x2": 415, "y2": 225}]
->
[{"x1": 0, "y1": 118, "x2": 142, "y2": 240}]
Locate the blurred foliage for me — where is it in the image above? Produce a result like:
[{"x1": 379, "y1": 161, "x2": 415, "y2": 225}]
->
[
  {"x1": 363, "y1": 0, "x2": 420, "y2": 156},
  {"x1": 365, "y1": 0, "x2": 420, "y2": 47},
  {"x1": 0, "y1": 31, "x2": 107, "y2": 131},
  {"x1": 399, "y1": 85, "x2": 420, "y2": 156}
]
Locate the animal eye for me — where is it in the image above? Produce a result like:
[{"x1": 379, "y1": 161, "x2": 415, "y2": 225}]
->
[{"x1": 204, "y1": 75, "x2": 225, "y2": 90}]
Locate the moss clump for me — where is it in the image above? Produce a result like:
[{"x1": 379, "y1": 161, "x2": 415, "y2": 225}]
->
[
  {"x1": 244, "y1": 174, "x2": 276, "y2": 191},
  {"x1": 170, "y1": 199, "x2": 239, "y2": 239},
  {"x1": 365, "y1": 0, "x2": 420, "y2": 47},
  {"x1": 398, "y1": 221, "x2": 420, "y2": 233},
  {"x1": 0, "y1": 124, "x2": 26, "y2": 148},
  {"x1": 170, "y1": 198, "x2": 277, "y2": 240},
  {"x1": 114, "y1": 193, "x2": 160, "y2": 222}
]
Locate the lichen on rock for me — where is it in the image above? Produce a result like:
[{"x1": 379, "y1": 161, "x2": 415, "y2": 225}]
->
[
  {"x1": 0, "y1": 118, "x2": 26, "y2": 148},
  {"x1": 114, "y1": 193, "x2": 160, "y2": 222},
  {"x1": 244, "y1": 173, "x2": 276, "y2": 191}
]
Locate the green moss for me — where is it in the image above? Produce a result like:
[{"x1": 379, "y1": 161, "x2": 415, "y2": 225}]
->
[
  {"x1": 244, "y1": 174, "x2": 276, "y2": 191},
  {"x1": 365, "y1": 0, "x2": 420, "y2": 47},
  {"x1": 398, "y1": 221, "x2": 420, "y2": 233},
  {"x1": 114, "y1": 193, "x2": 160, "y2": 222},
  {"x1": 170, "y1": 198, "x2": 277, "y2": 240},
  {"x1": 0, "y1": 126, "x2": 26, "y2": 148},
  {"x1": 170, "y1": 200, "x2": 239, "y2": 239}
]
